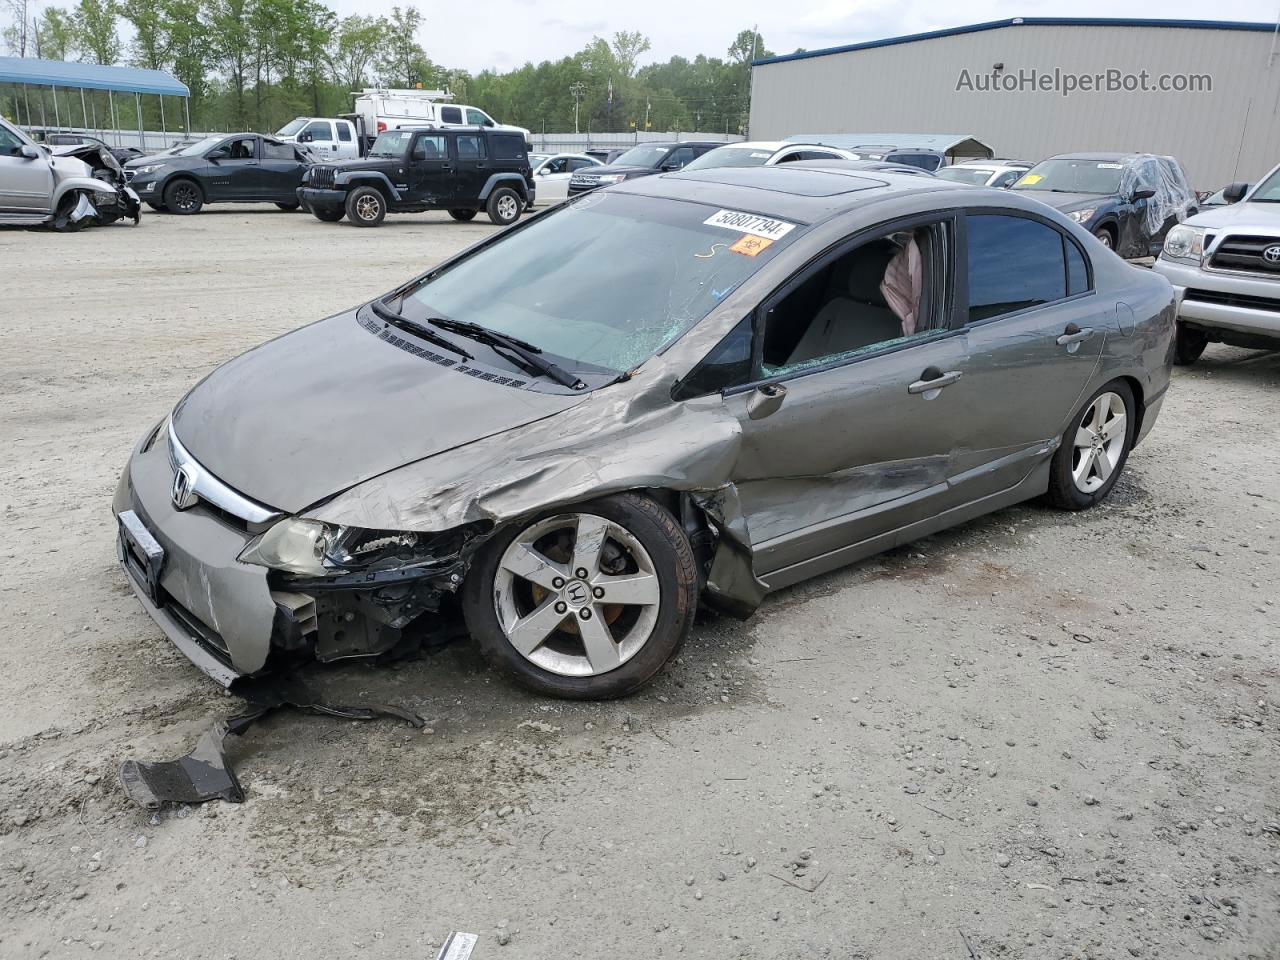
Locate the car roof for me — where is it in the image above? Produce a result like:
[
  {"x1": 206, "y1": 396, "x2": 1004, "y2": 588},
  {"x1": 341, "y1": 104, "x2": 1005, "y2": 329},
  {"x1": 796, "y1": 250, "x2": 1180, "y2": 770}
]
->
[
  {"x1": 618, "y1": 164, "x2": 965, "y2": 225},
  {"x1": 707, "y1": 141, "x2": 789, "y2": 151},
  {"x1": 1044, "y1": 152, "x2": 1141, "y2": 162}
]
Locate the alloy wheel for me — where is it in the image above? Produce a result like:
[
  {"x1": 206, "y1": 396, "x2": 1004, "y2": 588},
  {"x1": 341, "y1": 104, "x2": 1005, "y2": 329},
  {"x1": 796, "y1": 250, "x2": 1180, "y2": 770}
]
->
[
  {"x1": 1072, "y1": 391, "x2": 1126, "y2": 493},
  {"x1": 172, "y1": 184, "x2": 198, "y2": 212},
  {"x1": 496, "y1": 194, "x2": 519, "y2": 222},
  {"x1": 355, "y1": 194, "x2": 381, "y2": 221},
  {"x1": 493, "y1": 513, "x2": 661, "y2": 677}
]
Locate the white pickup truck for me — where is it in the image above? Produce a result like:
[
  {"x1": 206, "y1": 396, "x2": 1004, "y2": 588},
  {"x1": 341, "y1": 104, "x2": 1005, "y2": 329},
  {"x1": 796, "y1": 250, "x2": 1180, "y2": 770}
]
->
[
  {"x1": 277, "y1": 92, "x2": 533, "y2": 160},
  {"x1": 275, "y1": 117, "x2": 361, "y2": 159},
  {"x1": 1153, "y1": 161, "x2": 1280, "y2": 364}
]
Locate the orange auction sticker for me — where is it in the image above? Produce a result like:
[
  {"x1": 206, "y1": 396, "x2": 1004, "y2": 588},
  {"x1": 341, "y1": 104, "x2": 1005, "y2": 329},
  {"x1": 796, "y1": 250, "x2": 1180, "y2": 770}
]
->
[{"x1": 730, "y1": 234, "x2": 773, "y2": 257}]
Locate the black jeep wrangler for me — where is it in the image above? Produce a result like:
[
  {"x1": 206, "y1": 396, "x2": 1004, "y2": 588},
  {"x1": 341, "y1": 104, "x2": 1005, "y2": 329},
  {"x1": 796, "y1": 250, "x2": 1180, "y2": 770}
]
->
[{"x1": 297, "y1": 126, "x2": 535, "y2": 227}]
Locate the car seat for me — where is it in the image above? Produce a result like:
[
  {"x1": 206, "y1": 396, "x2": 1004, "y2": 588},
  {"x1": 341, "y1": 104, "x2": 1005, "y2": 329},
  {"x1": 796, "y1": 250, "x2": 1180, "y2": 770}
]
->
[{"x1": 785, "y1": 240, "x2": 903, "y2": 366}]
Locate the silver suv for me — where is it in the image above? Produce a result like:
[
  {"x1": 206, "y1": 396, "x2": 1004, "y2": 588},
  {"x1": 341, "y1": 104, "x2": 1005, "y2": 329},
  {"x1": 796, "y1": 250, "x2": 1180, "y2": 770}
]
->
[
  {"x1": 0, "y1": 116, "x2": 139, "y2": 230},
  {"x1": 1154, "y1": 161, "x2": 1280, "y2": 364}
]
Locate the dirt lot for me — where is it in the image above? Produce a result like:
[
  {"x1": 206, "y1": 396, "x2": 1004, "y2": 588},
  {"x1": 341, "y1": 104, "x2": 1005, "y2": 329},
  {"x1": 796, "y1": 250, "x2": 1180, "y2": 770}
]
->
[{"x1": 1, "y1": 208, "x2": 1277, "y2": 960}]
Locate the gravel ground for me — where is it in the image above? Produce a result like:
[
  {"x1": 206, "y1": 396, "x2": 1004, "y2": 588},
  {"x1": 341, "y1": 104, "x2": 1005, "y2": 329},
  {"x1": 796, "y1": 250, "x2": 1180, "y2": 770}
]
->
[{"x1": 1, "y1": 208, "x2": 1277, "y2": 960}]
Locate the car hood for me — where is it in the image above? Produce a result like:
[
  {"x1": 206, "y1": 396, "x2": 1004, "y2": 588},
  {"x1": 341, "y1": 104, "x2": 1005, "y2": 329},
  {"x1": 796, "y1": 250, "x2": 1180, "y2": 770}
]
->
[
  {"x1": 1183, "y1": 200, "x2": 1280, "y2": 231},
  {"x1": 171, "y1": 308, "x2": 588, "y2": 514},
  {"x1": 326, "y1": 157, "x2": 399, "y2": 175},
  {"x1": 1016, "y1": 190, "x2": 1114, "y2": 213},
  {"x1": 582, "y1": 165, "x2": 656, "y2": 178}
]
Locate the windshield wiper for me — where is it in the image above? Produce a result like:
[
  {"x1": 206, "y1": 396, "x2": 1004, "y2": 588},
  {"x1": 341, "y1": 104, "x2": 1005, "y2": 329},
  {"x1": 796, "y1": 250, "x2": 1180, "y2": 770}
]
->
[
  {"x1": 368, "y1": 299, "x2": 473, "y2": 361},
  {"x1": 426, "y1": 317, "x2": 585, "y2": 390}
]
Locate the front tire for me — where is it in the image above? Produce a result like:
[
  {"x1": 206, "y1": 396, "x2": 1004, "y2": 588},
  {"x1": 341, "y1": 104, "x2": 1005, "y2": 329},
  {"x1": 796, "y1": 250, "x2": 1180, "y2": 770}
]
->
[
  {"x1": 462, "y1": 493, "x2": 698, "y2": 699},
  {"x1": 1173, "y1": 323, "x2": 1208, "y2": 366},
  {"x1": 1093, "y1": 226, "x2": 1116, "y2": 250},
  {"x1": 275, "y1": 201, "x2": 300, "y2": 211},
  {"x1": 345, "y1": 185, "x2": 386, "y2": 227},
  {"x1": 486, "y1": 187, "x2": 522, "y2": 226},
  {"x1": 311, "y1": 206, "x2": 345, "y2": 222},
  {"x1": 146, "y1": 201, "x2": 167, "y2": 212},
  {"x1": 163, "y1": 179, "x2": 203, "y2": 215},
  {"x1": 448, "y1": 208, "x2": 477, "y2": 222},
  {"x1": 1045, "y1": 380, "x2": 1136, "y2": 511}
]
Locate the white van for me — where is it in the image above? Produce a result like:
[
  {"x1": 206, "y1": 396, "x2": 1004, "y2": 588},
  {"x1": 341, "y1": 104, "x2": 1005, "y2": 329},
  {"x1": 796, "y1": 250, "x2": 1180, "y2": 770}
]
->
[{"x1": 347, "y1": 89, "x2": 532, "y2": 147}]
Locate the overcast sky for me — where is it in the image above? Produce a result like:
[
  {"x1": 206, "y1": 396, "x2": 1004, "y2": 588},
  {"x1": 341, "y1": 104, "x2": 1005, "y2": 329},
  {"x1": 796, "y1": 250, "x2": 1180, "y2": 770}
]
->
[{"x1": 329, "y1": 0, "x2": 1280, "y2": 74}]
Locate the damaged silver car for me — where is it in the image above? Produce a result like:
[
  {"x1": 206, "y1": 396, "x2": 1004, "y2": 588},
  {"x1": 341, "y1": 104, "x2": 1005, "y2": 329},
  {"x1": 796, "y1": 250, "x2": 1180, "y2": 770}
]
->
[
  {"x1": 0, "y1": 116, "x2": 140, "y2": 230},
  {"x1": 114, "y1": 164, "x2": 1175, "y2": 699}
]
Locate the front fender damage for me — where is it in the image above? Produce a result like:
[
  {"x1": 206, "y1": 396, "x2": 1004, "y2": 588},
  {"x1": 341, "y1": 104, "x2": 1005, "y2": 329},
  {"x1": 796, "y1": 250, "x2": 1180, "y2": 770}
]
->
[{"x1": 305, "y1": 364, "x2": 768, "y2": 619}]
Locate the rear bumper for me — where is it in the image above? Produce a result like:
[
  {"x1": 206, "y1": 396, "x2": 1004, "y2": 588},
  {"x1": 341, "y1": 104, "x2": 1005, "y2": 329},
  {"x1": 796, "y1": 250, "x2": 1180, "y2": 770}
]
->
[{"x1": 1153, "y1": 257, "x2": 1280, "y2": 340}]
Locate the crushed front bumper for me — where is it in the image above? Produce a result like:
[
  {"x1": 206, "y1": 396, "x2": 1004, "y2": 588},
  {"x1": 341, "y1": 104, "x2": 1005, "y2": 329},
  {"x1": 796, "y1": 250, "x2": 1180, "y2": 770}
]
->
[
  {"x1": 113, "y1": 422, "x2": 469, "y2": 686},
  {"x1": 113, "y1": 424, "x2": 281, "y2": 686},
  {"x1": 297, "y1": 186, "x2": 346, "y2": 210}
]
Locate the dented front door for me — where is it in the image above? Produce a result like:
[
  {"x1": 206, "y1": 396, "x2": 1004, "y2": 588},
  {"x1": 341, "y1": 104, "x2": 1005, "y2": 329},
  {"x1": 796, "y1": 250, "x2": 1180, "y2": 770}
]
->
[{"x1": 730, "y1": 333, "x2": 972, "y2": 580}]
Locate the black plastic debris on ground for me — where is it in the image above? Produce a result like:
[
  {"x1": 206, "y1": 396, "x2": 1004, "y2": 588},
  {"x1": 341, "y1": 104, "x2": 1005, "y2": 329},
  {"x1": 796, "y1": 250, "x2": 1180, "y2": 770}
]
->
[{"x1": 118, "y1": 677, "x2": 424, "y2": 810}]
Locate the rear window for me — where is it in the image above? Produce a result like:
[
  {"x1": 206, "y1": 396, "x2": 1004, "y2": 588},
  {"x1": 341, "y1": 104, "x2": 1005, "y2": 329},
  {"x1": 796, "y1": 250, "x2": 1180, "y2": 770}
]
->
[{"x1": 491, "y1": 134, "x2": 526, "y2": 160}]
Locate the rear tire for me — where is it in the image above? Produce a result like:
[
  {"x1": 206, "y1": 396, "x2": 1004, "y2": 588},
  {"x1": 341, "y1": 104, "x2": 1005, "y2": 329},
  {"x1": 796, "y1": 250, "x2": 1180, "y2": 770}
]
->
[
  {"x1": 1045, "y1": 380, "x2": 1136, "y2": 511},
  {"x1": 486, "y1": 187, "x2": 522, "y2": 226},
  {"x1": 345, "y1": 185, "x2": 385, "y2": 227},
  {"x1": 462, "y1": 493, "x2": 698, "y2": 700},
  {"x1": 1173, "y1": 323, "x2": 1208, "y2": 366},
  {"x1": 448, "y1": 208, "x2": 477, "y2": 222},
  {"x1": 163, "y1": 179, "x2": 203, "y2": 215},
  {"x1": 311, "y1": 206, "x2": 345, "y2": 222}
]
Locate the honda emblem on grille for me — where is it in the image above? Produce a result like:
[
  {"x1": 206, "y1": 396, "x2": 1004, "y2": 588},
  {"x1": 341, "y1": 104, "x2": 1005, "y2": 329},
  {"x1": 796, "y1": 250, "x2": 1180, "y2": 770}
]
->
[
  {"x1": 171, "y1": 463, "x2": 199, "y2": 510},
  {"x1": 1263, "y1": 245, "x2": 1280, "y2": 265}
]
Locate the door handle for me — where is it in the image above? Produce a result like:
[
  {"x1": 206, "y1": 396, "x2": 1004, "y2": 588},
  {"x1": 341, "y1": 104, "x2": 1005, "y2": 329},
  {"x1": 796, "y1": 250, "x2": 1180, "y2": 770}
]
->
[
  {"x1": 907, "y1": 367, "x2": 962, "y2": 395},
  {"x1": 1056, "y1": 323, "x2": 1096, "y2": 349}
]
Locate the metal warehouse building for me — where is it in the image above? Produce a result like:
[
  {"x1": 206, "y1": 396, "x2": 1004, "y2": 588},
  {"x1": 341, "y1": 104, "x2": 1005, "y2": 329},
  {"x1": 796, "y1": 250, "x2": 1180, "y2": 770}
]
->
[{"x1": 749, "y1": 17, "x2": 1280, "y2": 188}]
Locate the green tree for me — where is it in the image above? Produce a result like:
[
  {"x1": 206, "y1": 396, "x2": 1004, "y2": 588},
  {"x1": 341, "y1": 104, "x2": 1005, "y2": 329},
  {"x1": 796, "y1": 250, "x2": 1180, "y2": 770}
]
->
[
  {"x1": 206, "y1": 0, "x2": 251, "y2": 126},
  {"x1": 35, "y1": 6, "x2": 75, "y2": 60},
  {"x1": 610, "y1": 30, "x2": 650, "y2": 78},
  {"x1": 378, "y1": 5, "x2": 428, "y2": 87},
  {"x1": 331, "y1": 14, "x2": 384, "y2": 92},
  {"x1": 72, "y1": 0, "x2": 120, "y2": 64}
]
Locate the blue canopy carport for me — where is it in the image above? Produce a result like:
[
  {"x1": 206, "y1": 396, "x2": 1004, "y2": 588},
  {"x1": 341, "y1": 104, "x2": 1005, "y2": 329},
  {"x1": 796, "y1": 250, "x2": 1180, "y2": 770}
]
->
[{"x1": 0, "y1": 57, "x2": 190, "y2": 152}]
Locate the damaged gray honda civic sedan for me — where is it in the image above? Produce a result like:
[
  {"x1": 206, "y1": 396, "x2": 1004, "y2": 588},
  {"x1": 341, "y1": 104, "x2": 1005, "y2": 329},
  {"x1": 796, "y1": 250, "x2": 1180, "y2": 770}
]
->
[{"x1": 114, "y1": 164, "x2": 1176, "y2": 699}]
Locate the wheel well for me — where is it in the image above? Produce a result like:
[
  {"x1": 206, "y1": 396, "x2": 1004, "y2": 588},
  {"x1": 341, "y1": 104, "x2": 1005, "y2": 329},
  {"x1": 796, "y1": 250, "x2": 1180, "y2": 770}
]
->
[
  {"x1": 1093, "y1": 221, "x2": 1117, "y2": 241},
  {"x1": 492, "y1": 179, "x2": 527, "y2": 201},
  {"x1": 348, "y1": 179, "x2": 392, "y2": 201},
  {"x1": 1118, "y1": 375, "x2": 1146, "y2": 444}
]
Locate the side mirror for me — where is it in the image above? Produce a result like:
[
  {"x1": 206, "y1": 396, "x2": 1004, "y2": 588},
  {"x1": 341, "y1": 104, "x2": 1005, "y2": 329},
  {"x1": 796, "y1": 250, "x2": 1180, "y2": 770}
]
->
[
  {"x1": 536, "y1": 167, "x2": 548, "y2": 175},
  {"x1": 19, "y1": 144, "x2": 40, "y2": 160},
  {"x1": 747, "y1": 383, "x2": 787, "y2": 420},
  {"x1": 208, "y1": 147, "x2": 229, "y2": 160},
  {"x1": 1222, "y1": 181, "x2": 1250, "y2": 204},
  {"x1": 1131, "y1": 188, "x2": 1156, "y2": 202},
  {"x1": 298, "y1": 132, "x2": 313, "y2": 143}
]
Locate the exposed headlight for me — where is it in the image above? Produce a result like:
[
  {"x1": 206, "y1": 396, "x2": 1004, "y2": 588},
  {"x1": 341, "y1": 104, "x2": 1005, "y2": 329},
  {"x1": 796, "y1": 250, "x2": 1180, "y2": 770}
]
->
[
  {"x1": 1162, "y1": 225, "x2": 1206, "y2": 261},
  {"x1": 92, "y1": 190, "x2": 116, "y2": 205},
  {"x1": 1067, "y1": 208, "x2": 1097, "y2": 224},
  {"x1": 239, "y1": 518, "x2": 334, "y2": 576}
]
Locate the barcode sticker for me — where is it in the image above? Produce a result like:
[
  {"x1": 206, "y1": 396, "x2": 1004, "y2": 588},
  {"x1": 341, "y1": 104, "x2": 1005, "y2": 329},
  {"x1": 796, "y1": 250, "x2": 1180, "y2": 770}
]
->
[{"x1": 703, "y1": 209, "x2": 797, "y2": 241}]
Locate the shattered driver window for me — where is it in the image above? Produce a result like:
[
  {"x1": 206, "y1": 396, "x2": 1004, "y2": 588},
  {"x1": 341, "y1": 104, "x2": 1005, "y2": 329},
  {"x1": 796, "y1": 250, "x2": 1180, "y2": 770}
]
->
[{"x1": 405, "y1": 193, "x2": 802, "y2": 374}]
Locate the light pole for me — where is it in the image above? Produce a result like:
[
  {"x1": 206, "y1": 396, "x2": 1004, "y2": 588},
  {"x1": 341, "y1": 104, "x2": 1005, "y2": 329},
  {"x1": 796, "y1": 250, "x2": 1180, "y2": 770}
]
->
[{"x1": 569, "y1": 81, "x2": 585, "y2": 134}]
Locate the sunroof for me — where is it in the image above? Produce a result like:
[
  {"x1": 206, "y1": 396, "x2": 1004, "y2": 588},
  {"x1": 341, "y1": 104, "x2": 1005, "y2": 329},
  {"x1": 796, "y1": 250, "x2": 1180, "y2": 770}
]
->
[{"x1": 671, "y1": 167, "x2": 887, "y2": 197}]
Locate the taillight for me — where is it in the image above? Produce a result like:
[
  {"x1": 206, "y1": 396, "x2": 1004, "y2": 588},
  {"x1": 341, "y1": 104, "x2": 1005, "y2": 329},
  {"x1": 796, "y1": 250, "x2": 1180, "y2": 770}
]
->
[{"x1": 376, "y1": 121, "x2": 386, "y2": 133}]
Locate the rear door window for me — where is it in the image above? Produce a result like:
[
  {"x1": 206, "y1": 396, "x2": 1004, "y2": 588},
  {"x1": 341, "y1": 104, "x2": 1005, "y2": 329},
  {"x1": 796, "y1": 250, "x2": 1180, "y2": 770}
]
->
[
  {"x1": 965, "y1": 214, "x2": 1072, "y2": 322},
  {"x1": 455, "y1": 135, "x2": 486, "y2": 160}
]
